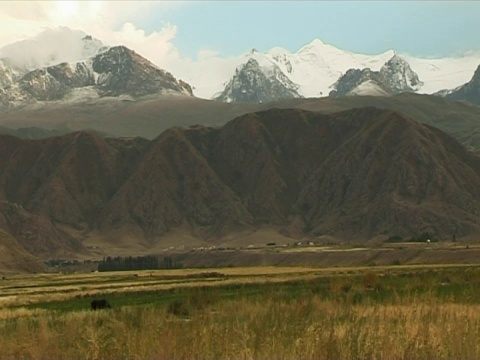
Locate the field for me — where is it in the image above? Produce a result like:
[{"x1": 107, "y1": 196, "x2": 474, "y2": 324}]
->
[{"x1": 1, "y1": 264, "x2": 480, "y2": 359}]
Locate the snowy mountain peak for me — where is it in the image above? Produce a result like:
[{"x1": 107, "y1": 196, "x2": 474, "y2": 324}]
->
[
  {"x1": 268, "y1": 46, "x2": 291, "y2": 56},
  {"x1": 299, "y1": 38, "x2": 326, "y2": 52}
]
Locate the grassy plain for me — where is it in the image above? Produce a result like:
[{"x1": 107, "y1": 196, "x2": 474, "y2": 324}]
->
[{"x1": 1, "y1": 265, "x2": 480, "y2": 359}]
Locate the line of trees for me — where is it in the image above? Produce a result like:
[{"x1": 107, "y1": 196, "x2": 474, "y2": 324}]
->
[{"x1": 97, "y1": 256, "x2": 180, "y2": 272}]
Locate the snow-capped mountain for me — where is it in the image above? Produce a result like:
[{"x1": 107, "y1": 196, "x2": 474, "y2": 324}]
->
[
  {"x1": 0, "y1": 27, "x2": 108, "y2": 103},
  {"x1": 274, "y1": 39, "x2": 395, "y2": 98},
  {"x1": 207, "y1": 39, "x2": 395, "y2": 101},
  {"x1": 92, "y1": 46, "x2": 192, "y2": 97},
  {"x1": 0, "y1": 46, "x2": 193, "y2": 108},
  {"x1": 330, "y1": 54, "x2": 423, "y2": 97},
  {"x1": 206, "y1": 38, "x2": 479, "y2": 103},
  {"x1": 215, "y1": 57, "x2": 301, "y2": 103},
  {"x1": 1, "y1": 28, "x2": 479, "y2": 106}
]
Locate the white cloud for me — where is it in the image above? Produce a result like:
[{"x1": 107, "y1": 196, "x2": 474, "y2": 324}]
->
[
  {"x1": 0, "y1": 1, "x2": 239, "y2": 98},
  {"x1": 0, "y1": 2, "x2": 49, "y2": 22},
  {"x1": 94, "y1": 22, "x2": 179, "y2": 68},
  {"x1": 0, "y1": 1, "x2": 182, "y2": 63}
]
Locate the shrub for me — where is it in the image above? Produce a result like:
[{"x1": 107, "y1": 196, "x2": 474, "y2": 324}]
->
[
  {"x1": 362, "y1": 272, "x2": 378, "y2": 290},
  {"x1": 167, "y1": 299, "x2": 190, "y2": 317},
  {"x1": 341, "y1": 283, "x2": 353, "y2": 294},
  {"x1": 386, "y1": 235, "x2": 403, "y2": 243}
]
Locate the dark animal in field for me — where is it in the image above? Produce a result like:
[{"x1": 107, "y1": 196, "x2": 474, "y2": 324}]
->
[{"x1": 91, "y1": 299, "x2": 111, "y2": 310}]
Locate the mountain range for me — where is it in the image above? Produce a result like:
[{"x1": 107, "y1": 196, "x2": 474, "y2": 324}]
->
[
  {"x1": 3, "y1": 107, "x2": 480, "y2": 264},
  {"x1": 0, "y1": 28, "x2": 479, "y2": 108}
]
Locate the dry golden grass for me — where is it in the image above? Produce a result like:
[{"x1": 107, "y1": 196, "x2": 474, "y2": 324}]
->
[{"x1": 0, "y1": 296, "x2": 478, "y2": 359}]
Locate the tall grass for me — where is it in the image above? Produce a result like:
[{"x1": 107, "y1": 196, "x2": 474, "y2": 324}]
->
[
  {"x1": 1, "y1": 266, "x2": 480, "y2": 359},
  {"x1": 0, "y1": 294, "x2": 479, "y2": 359}
]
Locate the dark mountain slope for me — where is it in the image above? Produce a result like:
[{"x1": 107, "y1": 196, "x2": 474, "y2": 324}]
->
[
  {"x1": 199, "y1": 107, "x2": 480, "y2": 240},
  {"x1": 2, "y1": 107, "x2": 480, "y2": 258},
  {"x1": 0, "y1": 201, "x2": 86, "y2": 258},
  {"x1": 291, "y1": 109, "x2": 480, "y2": 239},
  {"x1": 446, "y1": 64, "x2": 480, "y2": 106},
  {"x1": 0, "y1": 132, "x2": 149, "y2": 229},
  {"x1": 101, "y1": 127, "x2": 253, "y2": 239}
]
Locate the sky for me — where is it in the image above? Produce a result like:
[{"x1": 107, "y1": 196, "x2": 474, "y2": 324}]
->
[{"x1": 0, "y1": 0, "x2": 479, "y2": 72}]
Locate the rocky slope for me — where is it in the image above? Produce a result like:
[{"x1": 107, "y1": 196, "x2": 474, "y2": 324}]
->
[
  {"x1": 92, "y1": 46, "x2": 193, "y2": 97},
  {"x1": 380, "y1": 55, "x2": 423, "y2": 93},
  {"x1": 445, "y1": 64, "x2": 480, "y2": 105},
  {"x1": 0, "y1": 59, "x2": 22, "y2": 88},
  {"x1": 0, "y1": 228, "x2": 44, "y2": 273},
  {"x1": 215, "y1": 57, "x2": 301, "y2": 103},
  {"x1": 2, "y1": 107, "x2": 480, "y2": 259}
]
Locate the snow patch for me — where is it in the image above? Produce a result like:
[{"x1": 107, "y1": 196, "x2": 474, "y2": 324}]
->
[
  {"x1": 348, "y1": 80, "x2": 390, "y2": 96},
  {"x1": 404, "y1": 54, "x2": 480, "y2": 94},
  {"x1": 57, "y1": 86, "x2": 99, "y2": 104}
]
